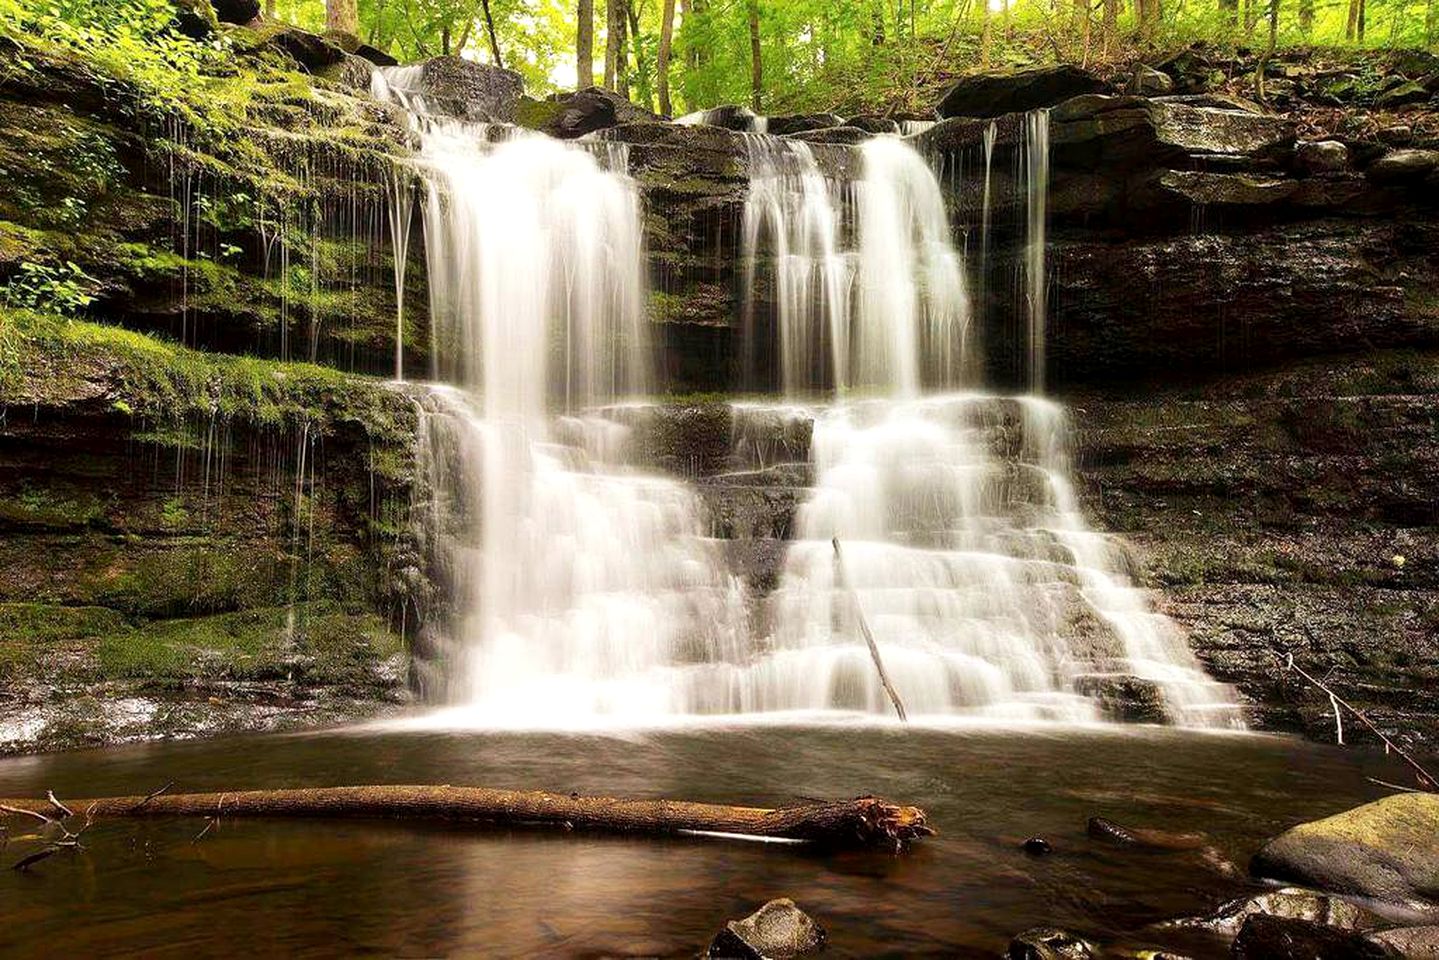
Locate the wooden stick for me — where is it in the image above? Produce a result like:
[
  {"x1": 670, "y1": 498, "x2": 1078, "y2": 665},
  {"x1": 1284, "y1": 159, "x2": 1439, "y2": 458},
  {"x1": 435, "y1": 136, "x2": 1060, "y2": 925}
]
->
[
  {"x1": 0, "y1": 787, "x2": 933, "y2": 847},
  {"x1": 833, "y1": 537, "x2": 909, "y2": 723}
]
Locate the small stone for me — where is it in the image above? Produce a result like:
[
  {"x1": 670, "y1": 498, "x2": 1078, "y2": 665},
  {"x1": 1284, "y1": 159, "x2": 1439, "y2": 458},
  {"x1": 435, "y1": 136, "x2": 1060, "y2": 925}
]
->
[
  {"x1": 1161, "y1": 886, "x2": 1387, "y2": 938},
  {"x1": 708, "y1": 899, "x2": 825, "y2": 960},
  {"x1": 1007, "y1": 926, "x2": 1095, "y2": 960},
  {"x1": 1378, "y1": 125, "x2": 1415, "y2": 145},
  {"x1": 1127, "y1": 65, "x2": 1175, "y2": 96},
  {"x1": 1295, "y1": 140, "x2": 1350, "y2": 175},
  {"x1": 1023, "y1": 836, "x2": 1053, "y2": 855}
]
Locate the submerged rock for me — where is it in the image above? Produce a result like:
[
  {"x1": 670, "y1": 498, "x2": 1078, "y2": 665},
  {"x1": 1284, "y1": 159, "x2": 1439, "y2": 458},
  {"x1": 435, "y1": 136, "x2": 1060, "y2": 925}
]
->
[
  {"x1": 708, "y1": 899, "x2": 825, "y2": 959},
  {"x1": 938, "y1": 64, "x2": 1107, "y2": 118},
  {"x1": 1231, "y1": 914, "x2": 1390, "y2": 959},
  {"x1": 1162, "y1": 886, "x2": 1387, "y2": 939},
  {"x1": 1007, "y1": 926, "x2": 1096, "y2": 959},
  {"x1": 1073, "y1": 675, "x2": 1168, "y2": 724},
  {"x1": 1023, "y1": 836, "x2": 1054, "y2": 855},
  {"x1": 1251, "y1": 793, "x2": 1439, "y2": 906},
  {"x1": 1087, "y1": 816, "x2": 1206, "y2": 850}
]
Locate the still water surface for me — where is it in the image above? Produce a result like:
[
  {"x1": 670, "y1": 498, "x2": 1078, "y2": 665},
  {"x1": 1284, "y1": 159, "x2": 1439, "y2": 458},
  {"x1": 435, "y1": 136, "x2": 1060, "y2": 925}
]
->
[{"x1": 0, "y1": 722, "x2": 1414, "y2": 958}]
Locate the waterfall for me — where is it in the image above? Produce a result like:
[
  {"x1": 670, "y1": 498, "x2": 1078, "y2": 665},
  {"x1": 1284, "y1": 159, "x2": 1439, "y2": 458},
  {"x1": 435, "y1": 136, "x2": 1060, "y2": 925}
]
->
[
  {"x1": 1023, "y1": 110, "x2": 1050, "y2": 394},
  {"x1": 739, "y1": 134, "x2": 970, "y2": 396},
  {"x1": 376, "y1": 68, "x2": 748, "y2": 722}
]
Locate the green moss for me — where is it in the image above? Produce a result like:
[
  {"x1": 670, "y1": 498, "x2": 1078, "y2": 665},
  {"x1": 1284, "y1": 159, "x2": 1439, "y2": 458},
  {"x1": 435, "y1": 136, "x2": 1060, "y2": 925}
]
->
[
  {"x1": 0, "y1": 602, "x2": 128, "y2": 680},
  {"x1": 0, "y1": 481, "x2": 107, "y2": 528}
]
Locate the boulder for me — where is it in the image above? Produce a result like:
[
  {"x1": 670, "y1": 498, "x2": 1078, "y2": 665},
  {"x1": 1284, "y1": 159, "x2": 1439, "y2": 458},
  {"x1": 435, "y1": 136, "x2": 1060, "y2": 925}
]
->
[
  {"x1": 1367, "y1": 925, "x2": 1439, "y2": 958},
  {"x1": 1368, "y1": 149, "x2": 1439, "y2": 184},
  {"x1": 1128, "y1": 65, "x2": 1175, "y2": 96},
  {"x1": 414, "y1": 56, "x2": 524, "y2": 122},
  {"x1": 677, "y1": 105, "x2": 759, "y2": 131},
  {"x1": 1007, "y1": 927, "x2": 1095, "y2": 959},
  {"x1": 846, "y1": 115, "x2": 901, "y2": 134},
  {"x1": 1296, "y1": 140, "x2": 1350, "y2": 175},
  {"x1": 1378, "y1": 125, "x2": 1416, "y2": 146},
  {"x1": 1232, "y1": 915, "x2": 1390, "y2": 959},
  {"x1": 763, "y1": 113, "x2": 843, "y2": 136},
  {"x1": 1048, "y1": 98, "x2": 1294, "y2": 167},
  {"x1": 938, "y1": 65, "x2": 1107, "y2": 119},
  {"x1": 212, "y1": 0, "x2": 260, "y2": 24},
  {"x1": 1377, "y1": 81, "x2": 1432, "y2": 108},
  {"x1": 1154, "y1": 171, "x2": 1299, "y2": 207},
  {"x1": 267, "y1": 27, "x2": 348, "y2": 73},
  {"x1": 530, "y1": 86, "x2": 657, "y2": 138},
  {"x1": 708, "y1": 899, "x2": 825, "y2": 959},
  {"x1": 1162, "y1": 887, "x2": 1387, "y2": 939},
  {"x1": 170, "y1": 0, "x2": 218, "y2": 39},
  {"x1": 787, "y1": 126, "x2": 871, "y2": 145},
  {"x1": 1251, "y1": 793, "x2": 1439, "y2": 906}
]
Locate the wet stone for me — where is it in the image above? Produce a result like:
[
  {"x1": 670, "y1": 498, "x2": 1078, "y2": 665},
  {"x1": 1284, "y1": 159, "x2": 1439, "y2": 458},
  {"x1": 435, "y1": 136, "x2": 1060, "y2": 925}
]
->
[
  {"x1": 708, "y1": 898, "x2": 826, "y2": 960},
  {"x1": 1007, "y1": 926, "x2": 1096, "y2": 959}
]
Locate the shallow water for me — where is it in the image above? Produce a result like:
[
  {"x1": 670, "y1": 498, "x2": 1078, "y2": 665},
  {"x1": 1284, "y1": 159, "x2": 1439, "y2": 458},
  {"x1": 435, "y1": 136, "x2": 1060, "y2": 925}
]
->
[{"x1": 0, "y1": 723, "x2": 1416, "y2": 958}]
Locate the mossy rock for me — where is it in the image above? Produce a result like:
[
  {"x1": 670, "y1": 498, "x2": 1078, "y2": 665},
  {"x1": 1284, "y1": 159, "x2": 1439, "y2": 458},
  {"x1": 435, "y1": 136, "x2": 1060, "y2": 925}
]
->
[{"x1": 1251, "y1": 793, "x2": 1439, "y2": 906}]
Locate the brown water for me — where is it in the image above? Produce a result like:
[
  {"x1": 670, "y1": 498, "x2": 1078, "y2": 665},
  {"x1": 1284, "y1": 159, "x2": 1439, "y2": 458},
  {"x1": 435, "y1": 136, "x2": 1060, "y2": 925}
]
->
[{"x1": 0, "y1": 722, "x2": 1417, "y2": 958}]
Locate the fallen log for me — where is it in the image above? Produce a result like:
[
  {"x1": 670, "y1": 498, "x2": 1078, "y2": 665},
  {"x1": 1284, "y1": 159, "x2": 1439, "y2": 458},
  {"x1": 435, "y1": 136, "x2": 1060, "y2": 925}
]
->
[{"x1": 0, "y1": 786, "x2": 933, "y2": 848}]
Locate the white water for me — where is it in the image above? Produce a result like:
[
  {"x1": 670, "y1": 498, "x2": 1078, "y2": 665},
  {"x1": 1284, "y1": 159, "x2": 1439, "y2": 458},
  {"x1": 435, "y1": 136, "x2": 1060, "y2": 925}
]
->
[
  {"x1": 376, "y1": 68, "x2": 749, "y2": 721},
  {"x1": 377, "y1": 71, "x2": 1237, "y2": 728},
  {"x1": 740, "y1": 134, "x2": 970, "y2": 395},
  {"x1": 1023, "y1": 110, "x2": 1050, "y2": 393}
]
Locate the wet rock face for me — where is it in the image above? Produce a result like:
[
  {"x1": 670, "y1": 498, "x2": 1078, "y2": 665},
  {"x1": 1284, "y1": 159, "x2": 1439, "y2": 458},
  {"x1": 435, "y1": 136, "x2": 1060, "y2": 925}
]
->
[
  {"x1": 1231, "y1": 914, "x2": 1391, "y2": 959},
  {"x1": 527, "y1": 86, "x2": 659, "y2": 138},
  {"x1": 709, "y1": 899, "x2": 826, "y2": 959},
  {"x1": 1164, "y1": 887, "x2": 1388, "y2": 939},
  {"x1": 1251, "y1": 793, "x2": 1439, "y2": 906},
  {"x1": 763, "y1": 112, "x2": 843, "y2": 136},
  {"x1": 414, "y1": 56, "x2": 525, "y2": 122},
  {"x1": 938, "y1": 65, "x2": 1108, "y2": 118}
]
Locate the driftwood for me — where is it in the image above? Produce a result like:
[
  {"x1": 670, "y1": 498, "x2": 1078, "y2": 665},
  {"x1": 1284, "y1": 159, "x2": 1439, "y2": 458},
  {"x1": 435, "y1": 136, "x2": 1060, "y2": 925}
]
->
[
  {"x1": 832, "y1": 537, "x2": 909, "y2": 722},
  {"x1": 0, "y1": 786, "x2": 933, "y2": 848}
]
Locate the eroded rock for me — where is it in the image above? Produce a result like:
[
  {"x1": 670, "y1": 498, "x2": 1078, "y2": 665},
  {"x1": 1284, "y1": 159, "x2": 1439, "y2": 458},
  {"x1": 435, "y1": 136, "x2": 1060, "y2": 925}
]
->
[
  {"x1": 708, "y1": 899, "x2": 826, "y2": 959},
  {"x1": 1007, "y1": 926, "x2": 1096, "y2": 959},
  {"x1": 1368, "y1": 149, "x2": 1439, "y2": 184},
  {"x1": 939, "y1": 65, "x2": 1107, "y2": 119},
  {"x1": 1232, "y1": 914, "x2": 1390, "y2": 959},
  {"x1": 1163, "y1": 887, "x2": 1387, "y2": 939}
]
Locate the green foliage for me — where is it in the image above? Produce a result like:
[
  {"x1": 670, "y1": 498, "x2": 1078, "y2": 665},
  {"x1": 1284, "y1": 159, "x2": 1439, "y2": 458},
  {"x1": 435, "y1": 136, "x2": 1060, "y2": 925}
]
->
[{"x1": 3, "y1": 260, "x2": 97, "y2": 314}]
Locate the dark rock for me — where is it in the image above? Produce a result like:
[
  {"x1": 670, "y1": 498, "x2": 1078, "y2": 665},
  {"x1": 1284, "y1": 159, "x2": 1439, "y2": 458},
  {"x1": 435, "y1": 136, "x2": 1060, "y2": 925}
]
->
[
  {"x1": 528, "y1": 86, "x2": 657, "y2": 138},
  {"x1": 913, "y1": 114, "x2": 1026, "y2": 154},
  {"x1": 1378, "y1": 125, "x2": 1415, "y2": 146},
  {"x1": 353, "y1": 43, "x2": 397, "y2": 67},
  {"x1": 1377, "y1": 81, "x2": 1432, "y2": 108},
  {"x1": 1023, "y1": 836, "x2": 1053, "y2": 855},
  {"x1": 763, "y1": 113, "x2": 843, "y2": 136},
  {"x1": 266, "y1": 27, "x2": 348, "y2": 73},
  {"x1": 1367, "y1": 149, "x2": 1439, "y2": 184},
  {"x1": 1251, "y1": 793, "x2": 1439, "y2": 906},
  {"x1": 1163, "y1": 887, "x2": 1388, "y2": 939},
  {"x1": 846, "y1": 114, "x2": 901, "y2": 134},
  {"x1": 1087, "y1": 816, "x2": 1206, "y2": 850},
  {"x1": 1048, "y1": 99, "x2": 1294, "y2": 169},
  {"x1": 787, "y1": 126, "x2": 871, "y2": 145},
  {"x1": 1073, "y1": 675, "x2": 1169, "y2": 724},
  {"x1": 1232, "y1": 915, "x2": 1390, "y2": 959},
  {"x1": 1296, "y1": 140, "x2": 1350, "y2": 175},
  {"x1": 415, "y1": 56, "x2": 525, "y2": 123},
  {"x1": 211, "y1": 0, "x2": 260, "y2": 24},
  {"x1": 1153, "y1": 171, "x2": 1297, "y2": 207},
  {"x1": 678, "y1": 105, "x2": 759, "y2": 130},
  {"x1": 1007, "y1": 926, "x2": 1095, "y2": 959},
  {"x1": 708, "y1": 899, "x2": 825, "y2": 959},
  {"x1": 1367, "y1": 925, "x2": 1439, "y2": 957},
  {"x1": 170, "y1": 0, "x2": 218, "y2": 39},
  {"x1": 1128, "y1": 65, "x2": 1176, "y2": 96},
  {"x1": 938, "y1": 65, "x2": 1108, "y2": 119}
]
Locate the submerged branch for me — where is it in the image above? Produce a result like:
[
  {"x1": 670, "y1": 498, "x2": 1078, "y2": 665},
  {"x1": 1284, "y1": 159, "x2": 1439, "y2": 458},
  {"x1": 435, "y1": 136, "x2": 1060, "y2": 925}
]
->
[
  {"x1": 0, "y1": 786, "x2": 935, "y2": 848},
  {"x1": 833, "y1": 537, "x2": 909, "y2": 723}
]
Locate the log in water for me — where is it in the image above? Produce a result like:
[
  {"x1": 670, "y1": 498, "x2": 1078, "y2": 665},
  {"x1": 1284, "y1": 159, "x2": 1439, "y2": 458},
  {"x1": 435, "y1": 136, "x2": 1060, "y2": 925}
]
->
[{"x1": 0, "y1": 786, "x2": 933, "y2": 847}]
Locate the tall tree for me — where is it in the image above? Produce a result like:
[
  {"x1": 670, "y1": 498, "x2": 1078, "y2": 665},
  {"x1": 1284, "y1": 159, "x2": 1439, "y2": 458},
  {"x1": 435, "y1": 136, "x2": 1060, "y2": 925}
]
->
[
  {"x1": 479, "y1": 0, "x2": 503, "y2": 67},
  {"x1": 747, "y1": 0, "x2": 762, "y2": 112},
  {"x1": 1299, "y1": 0, "x2": 1313, "y2": 34},
  {"x1": 578, "y1": 0, "x2": 594, "y2": 88},
  {"x1": 327, "y1": 0, "x2": 359, "y2": 35},
  {"x1": 605, "y1": 0, "x2": 630, "y2": 96},
  {"x1": 627, "y1": 1, "x2": 654, "y2": 109},
  {"x1": 656, "y1": 0, "x2": 676, "y2": 115}
]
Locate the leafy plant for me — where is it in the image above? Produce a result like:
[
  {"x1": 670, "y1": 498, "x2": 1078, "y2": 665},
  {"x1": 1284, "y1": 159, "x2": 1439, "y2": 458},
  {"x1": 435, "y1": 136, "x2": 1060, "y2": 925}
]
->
[{"x1": 4, "y1": 261, "x2": 98, "y2": 314}]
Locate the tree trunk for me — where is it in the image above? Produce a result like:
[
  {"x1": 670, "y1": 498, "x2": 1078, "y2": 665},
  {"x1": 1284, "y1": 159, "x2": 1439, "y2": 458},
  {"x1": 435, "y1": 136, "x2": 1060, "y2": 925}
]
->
[
  {"x1": 627, "y1": 2, "x2": 652, "y2": 109},
  {"x1": 578, "y1": 0, "x2": 594, "y2": 88},
  {"x1": 605, "y1": 0, "x2": 626, "y2": 92},
  {"x1": 1429, "y1": 0, "x2": 1437, "y2": 47},
  {"x1": 479, "y1": 0, "x2": 504, "y2": 68},
  {"x1": 1346, "y1": 0, "x2": 1360, "y2": 38},
  {"x1": 656, "y1": 0, "x2": 676, "y2": 116},
  {"x1": 0, "y1": 787, "x2": 934, "y2": 847},
  {"x1": 1298, "y1": 0, "x2": 1312, "y2": 33},
  {"x1": 326, "y1": 0, "x2": 359, "y2": 36},
  {"x1": 748, "y1": 0, "x2": 763, "y2": 112},
  {"x1": 1103, "y1": 0, "x2": 1118, "y2": 52}
]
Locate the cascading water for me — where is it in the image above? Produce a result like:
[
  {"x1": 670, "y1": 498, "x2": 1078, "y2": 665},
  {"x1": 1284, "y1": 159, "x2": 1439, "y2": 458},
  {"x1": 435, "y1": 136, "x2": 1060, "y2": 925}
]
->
[{"x1": 375, "y1": 68, "x2": 748, "y2": 722}]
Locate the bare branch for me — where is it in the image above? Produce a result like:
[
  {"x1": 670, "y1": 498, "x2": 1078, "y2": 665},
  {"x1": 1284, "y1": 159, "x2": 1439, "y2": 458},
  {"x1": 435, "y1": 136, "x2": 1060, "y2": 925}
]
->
[
  {"x1": 0, "y1": 803, "x2": 53, "y2": 825},
  {"x1": 46, "y1": 791, "x2": 73, "y2": 820}
]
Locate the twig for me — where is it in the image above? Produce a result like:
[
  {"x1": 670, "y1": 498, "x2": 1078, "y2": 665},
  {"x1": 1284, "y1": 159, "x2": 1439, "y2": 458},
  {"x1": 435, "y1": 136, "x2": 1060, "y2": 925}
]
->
[
  {"x1": 832, "y1": 537, "x2": 909, "y2": 723},
  {"x1": 46, "y1": 791, "x2": 73, "y2": 820},
  {"x1": 11, "y1": 847, "x2": 56, "y2": 872},
  {"x1": 1367, "y1": 777, "x2": 1425, "y2": 794},
  {"x1": 134, "y1": 782, "x2": 174, "y2": 811},
  {"x1": 193, "y1": 793, "x2": 227, "y2": 844},
  {"x1": 0, "y1": 803, "x2": 53, "y2": 825},
  {"x1": 1277, "y1": 650, "x2": 1436, "y2": 792}
]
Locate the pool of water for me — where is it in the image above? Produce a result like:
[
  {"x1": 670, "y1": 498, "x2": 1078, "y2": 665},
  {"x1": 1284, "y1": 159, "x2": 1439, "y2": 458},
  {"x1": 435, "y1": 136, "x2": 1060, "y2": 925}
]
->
[{"x1": 0, "y1": 721, "x2": 1418, "y2": 958}]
